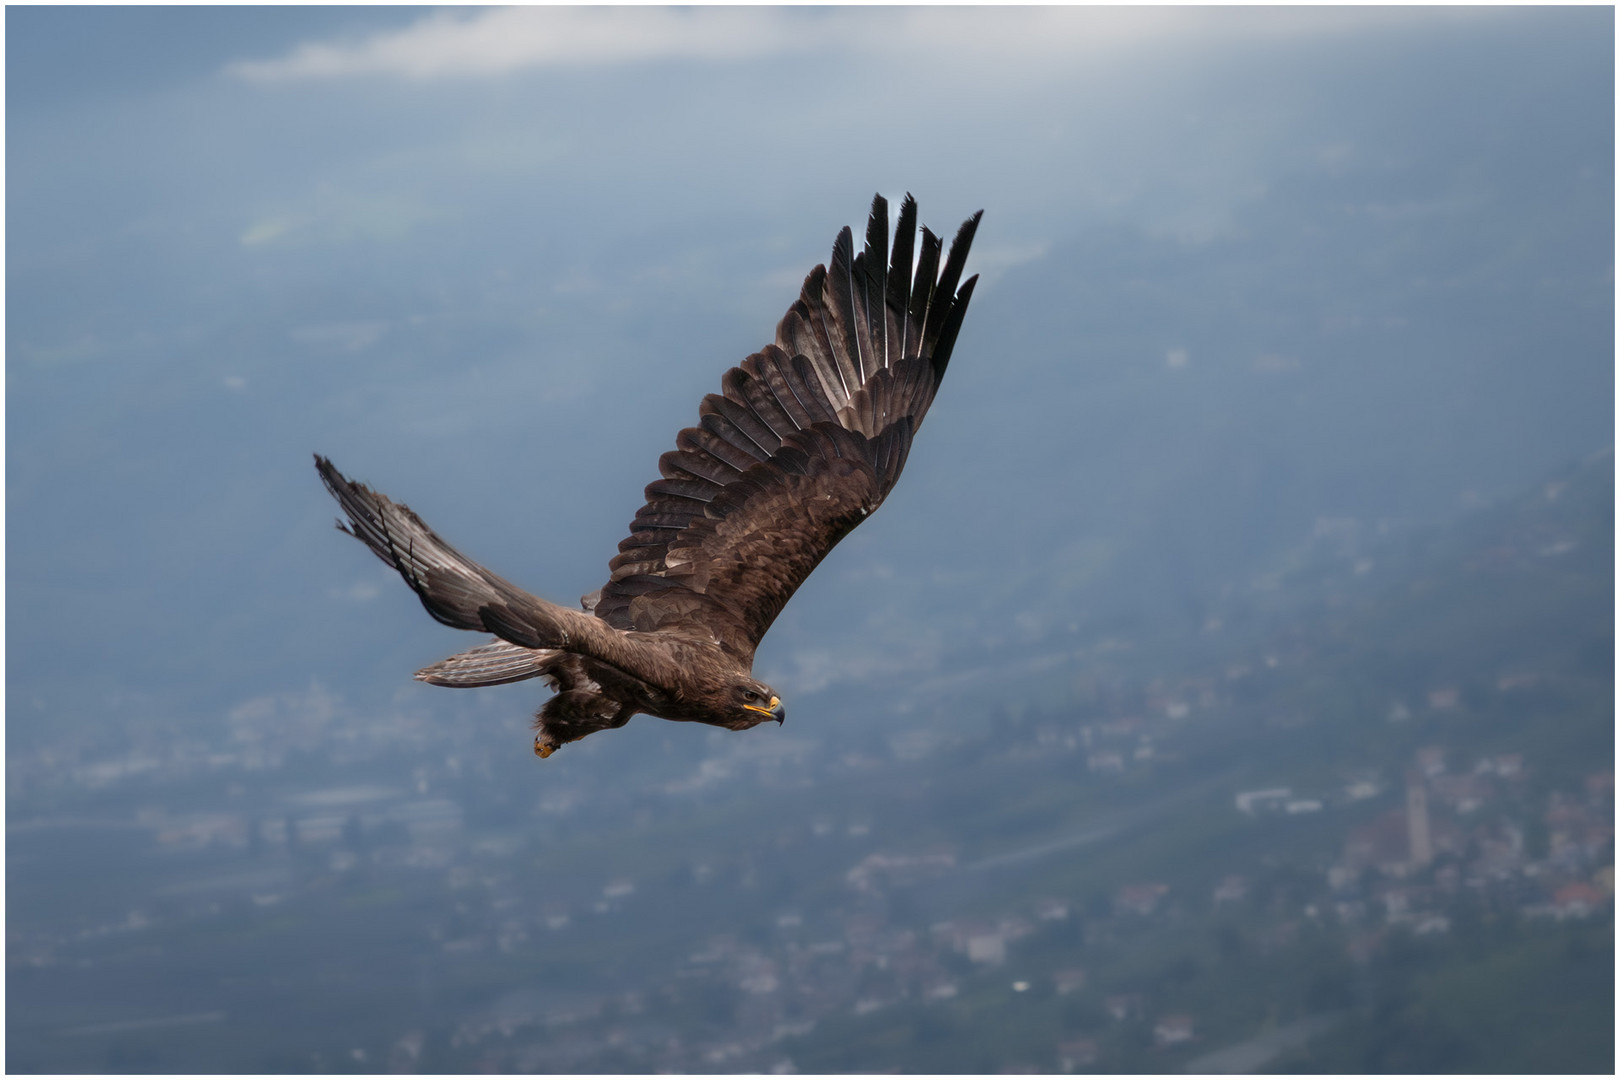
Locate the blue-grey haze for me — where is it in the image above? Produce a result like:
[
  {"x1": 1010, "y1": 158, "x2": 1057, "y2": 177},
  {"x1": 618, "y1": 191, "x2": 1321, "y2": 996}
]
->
[
  {"x1": 8, "y1": 7, "x2": 1610, "y2": 746},
  {"x1": 5, "y1": 8, "x2": 1613, "y2": 1070}
]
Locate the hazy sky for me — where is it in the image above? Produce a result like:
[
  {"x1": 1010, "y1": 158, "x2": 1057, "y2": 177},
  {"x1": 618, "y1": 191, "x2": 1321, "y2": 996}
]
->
[{"x1": 7, "y1": 6, "x2": 1612, "y2": 747}]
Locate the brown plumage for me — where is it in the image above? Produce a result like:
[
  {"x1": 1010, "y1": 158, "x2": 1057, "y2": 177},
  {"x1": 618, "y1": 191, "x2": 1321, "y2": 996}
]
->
[{"x1": 316, "y1": 194, "x2": 980, "y2": 757}]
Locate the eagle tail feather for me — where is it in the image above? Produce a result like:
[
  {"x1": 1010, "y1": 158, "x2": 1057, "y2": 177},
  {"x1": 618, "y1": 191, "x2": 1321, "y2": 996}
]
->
[{"x1": 415, "y1": 640, "x2": 558, "y2": 687}]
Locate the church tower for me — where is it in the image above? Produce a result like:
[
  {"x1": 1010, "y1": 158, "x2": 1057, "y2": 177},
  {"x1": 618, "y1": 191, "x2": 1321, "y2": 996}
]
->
[{"x1": 1405, "y1": 769, "x2": 1433, "y2": 869}]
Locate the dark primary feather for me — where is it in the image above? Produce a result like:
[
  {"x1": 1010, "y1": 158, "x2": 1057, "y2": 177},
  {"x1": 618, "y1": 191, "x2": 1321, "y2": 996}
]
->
[
  {"x1": 886, "y1": 196, "x2": 917, "y2": 363},
  {"x1": 861, "y1": 195, "x2": 890, "y2": 371},
  {"x1": 592, "y1": 193, "x2": 981, "y2": 658},
  {"x1": 826, "y1": 226, "x2": 865, "y2": 391},
  {"x1": 905, "y1": 226, "x2": 941, "y2": 360},
  {"x1": 924, "y1": 213, "x2": 982, "y2": 379}
]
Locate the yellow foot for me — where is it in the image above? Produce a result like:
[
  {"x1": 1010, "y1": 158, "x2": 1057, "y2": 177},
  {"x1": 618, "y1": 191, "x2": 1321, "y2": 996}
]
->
[{"x1": 534, "y1": 738, "x2": 555, "y2": 759}]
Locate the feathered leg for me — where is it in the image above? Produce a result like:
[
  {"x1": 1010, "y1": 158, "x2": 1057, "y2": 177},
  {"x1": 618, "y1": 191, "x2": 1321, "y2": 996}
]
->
[{"x1": 533, "y1": 694, "x2": 636, "y2": 759}]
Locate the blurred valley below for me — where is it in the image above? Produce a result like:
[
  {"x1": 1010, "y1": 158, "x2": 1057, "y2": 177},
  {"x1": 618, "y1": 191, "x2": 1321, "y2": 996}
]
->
[
  {"x1": 7, "y1": 9, "x2": 1613, "y2": 1074},
  {"x1": 8, "y1": 450, "x2": 1612, "y2": 1073}
]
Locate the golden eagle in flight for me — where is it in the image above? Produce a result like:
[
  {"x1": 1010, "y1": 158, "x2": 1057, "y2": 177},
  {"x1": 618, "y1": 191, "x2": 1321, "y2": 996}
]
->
[{"x1": 317, "y1": 194, "x2": 980, "y2": 757}]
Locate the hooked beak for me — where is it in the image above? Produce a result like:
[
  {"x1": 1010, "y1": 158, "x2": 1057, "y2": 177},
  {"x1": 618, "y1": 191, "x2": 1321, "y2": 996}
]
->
[{"x1": 746, "y1": 696, "x2": 785, "y2": 725}]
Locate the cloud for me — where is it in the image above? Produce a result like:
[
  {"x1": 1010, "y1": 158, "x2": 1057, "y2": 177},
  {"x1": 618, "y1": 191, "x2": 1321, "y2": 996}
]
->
[
  {"x1": 225, "y1": 7, "x2": 1483, "y2": 84},
  {"x1": 238, "y1": 192, "x2": 441, "y2": 249},
  {"x1": 225, "y1": 6, "x2": 818, "y2": 82}
]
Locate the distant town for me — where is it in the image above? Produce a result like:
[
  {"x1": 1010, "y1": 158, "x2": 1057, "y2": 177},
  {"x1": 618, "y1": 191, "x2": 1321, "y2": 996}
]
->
[
  {"x1": 9, "y1": 455, "x2": 1612, "y2": 1072},
  {"x1": 10, "y1": 654, "x2": 1612, "y2": 1072}
]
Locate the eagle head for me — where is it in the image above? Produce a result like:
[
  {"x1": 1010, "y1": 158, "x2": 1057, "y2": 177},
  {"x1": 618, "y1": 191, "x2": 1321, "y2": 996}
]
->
[{"x1": 733, "y1": 680, "x2": 785, "y2": 728}]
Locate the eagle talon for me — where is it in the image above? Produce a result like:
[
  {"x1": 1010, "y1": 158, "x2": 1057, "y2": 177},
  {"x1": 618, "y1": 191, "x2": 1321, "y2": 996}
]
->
[{"x1": 534, "y1": 738, "x2": 556, "y2": 759}]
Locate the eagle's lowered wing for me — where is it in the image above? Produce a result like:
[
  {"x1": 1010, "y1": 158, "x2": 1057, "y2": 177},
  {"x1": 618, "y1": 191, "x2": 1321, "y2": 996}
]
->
[{"x1": 593, "y1": 194, "x2": 980, "y2": 659}]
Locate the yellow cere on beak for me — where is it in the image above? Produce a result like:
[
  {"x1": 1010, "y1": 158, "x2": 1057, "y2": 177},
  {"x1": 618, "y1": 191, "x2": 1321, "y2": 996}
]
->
[{"x1": 745, "y1": 695, "x2": 782, "y2": 718}]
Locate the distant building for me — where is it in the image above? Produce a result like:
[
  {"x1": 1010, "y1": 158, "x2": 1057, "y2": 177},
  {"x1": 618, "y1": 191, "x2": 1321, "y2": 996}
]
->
[
  {"x1": 844, "y1": 851, "x2": 955, "y2": 894},
  {"x1": 1154, "y1": 1014, "x2": 1195, "y2": 1046},
  {"x1": 1212, "y1": 875, "x2": 1248, "y2": 905},
  {"x1": 1406, "y1": 771, "x2": 1433, "y2": 868},
  {"x1": 1053, "y1": 968, "x2": 1087, "y2": 994},
  {"x1": 1432, "y1": 773, "x2": 1491, "y2": 814},
  {"x1": 1096, "y1": 717, "x2": 1143, "y2": 739},
  {"x1": 1115, "y1": 883, "x2": 1170, "y2": 917},
  {"x1": 1058, "y1": 1038, "x2": 1098, "y2": 1071},
  {"x1": 1087, "y1": 751, "x2": 1125, "y2": 774},
  {"x1": 1035, "y1": 898, "x2": 1071, "y2": 922},
  {"x1": 935, "y1": 915, "x2": 1032, "y2": 966},
  {"x1": 1235, "y1": 788, "x2": 1292, "y2": 816},
  {"x1": 1427, "y1": 688, "x2": 1460, "y2": 711},
  {"x1": 966, "y1": 931, "x2": 1006, "y2": 965},
  {"x1": 1343, "y1": 810, "x2": 1413, "y2": 877},
  {"x1": 1344, "y1": 778, "x2": 1382, "y2": 801},
  {"x1": 1551, "y1": 882, "x2": 1605, "y2": 920},
  {"x1": 1105, "y1": 994, "x2": 1142, "y2": 1022},
  {"x1": 738, "y1": 957, "x2": 779, "y2": 995}
]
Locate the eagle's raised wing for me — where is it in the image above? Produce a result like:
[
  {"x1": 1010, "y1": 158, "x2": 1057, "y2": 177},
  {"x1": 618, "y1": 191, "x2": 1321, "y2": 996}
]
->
[{"x1": 593, "y1": 194, "x2": 980, "y2": 661}]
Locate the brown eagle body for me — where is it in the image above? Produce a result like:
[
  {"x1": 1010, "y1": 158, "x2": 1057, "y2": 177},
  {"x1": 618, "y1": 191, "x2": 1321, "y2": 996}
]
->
[{"x1": 316, "y1": 194, "x2": 980, "y2": 757}]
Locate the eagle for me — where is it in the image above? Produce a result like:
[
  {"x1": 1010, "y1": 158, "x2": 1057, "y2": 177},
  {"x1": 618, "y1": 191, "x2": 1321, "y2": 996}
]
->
[{"x1": 316, "y1": 194, "x2": 980, "y2": 758}]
